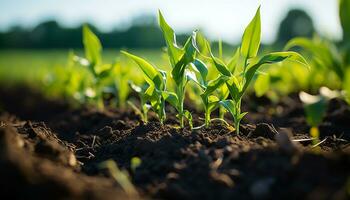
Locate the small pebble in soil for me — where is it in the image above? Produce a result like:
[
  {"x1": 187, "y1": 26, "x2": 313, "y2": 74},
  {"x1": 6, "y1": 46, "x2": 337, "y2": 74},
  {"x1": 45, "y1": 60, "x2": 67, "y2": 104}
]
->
[{"x1": 249, "y1": 123, "x2": 278, "y2": 140}]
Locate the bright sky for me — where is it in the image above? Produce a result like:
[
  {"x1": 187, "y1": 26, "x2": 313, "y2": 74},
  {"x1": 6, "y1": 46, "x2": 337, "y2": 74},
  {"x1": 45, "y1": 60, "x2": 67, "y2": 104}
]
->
[{"x1": 0, "y1": 0, "x2": 342, "y2": 43}]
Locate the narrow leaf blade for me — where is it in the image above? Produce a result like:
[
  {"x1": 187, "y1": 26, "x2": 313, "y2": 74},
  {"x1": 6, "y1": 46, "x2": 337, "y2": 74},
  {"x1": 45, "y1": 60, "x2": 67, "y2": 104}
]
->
[
  {"x1": 240, "y1": 7, "x2": 261, "y2": 59},
  {"x1": 83, "y1": 25, "x2": 102, "y2": 66},
  {"x1": 121, "y1": 51, "x2": 163, "y2": 88},
  {"x1": 158, "y1": 10, "x2": 183, "y2": 67},
  {"x1": 162, "y1": 91, "x2": 179, "y2": 109},
  {"x1": 219, "y1": 100, "x2": 236, "y2": 117}
]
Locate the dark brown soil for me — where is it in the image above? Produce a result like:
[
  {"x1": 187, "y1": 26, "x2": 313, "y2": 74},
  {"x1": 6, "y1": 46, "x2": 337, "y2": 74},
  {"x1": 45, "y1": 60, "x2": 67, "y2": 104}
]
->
[{"x1": 0, "y1": 86, "x2": 349, "y2": 200}]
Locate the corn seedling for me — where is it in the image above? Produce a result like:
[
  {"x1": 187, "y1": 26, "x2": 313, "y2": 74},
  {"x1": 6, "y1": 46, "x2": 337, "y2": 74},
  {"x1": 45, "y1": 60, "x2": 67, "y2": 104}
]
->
[
  {"x1": 285, "y1": 0, "x2": 350, "y2": 95},
  {"x1": 127, "y1": 81, "x2": 151, "y2": 123},
  {"x1": 121, "y1": 51, "x2": 167, "y2": 124},
  {"x1": 65, "y1": 51, "x2": 90, "y2": 103},
  {"x1": 299, "y1": 87, "x2": 340, "y2": 144},
  {"x1": 99, "y1": 159, "x2": 138, "y2": 197},
  {"x1": 158, "y1": 11, "x2": 197, "y2": 128},
  {"x1": 285, "y1": 37, "x2": 344, "y2": 81},
  {"x1": 195, "y1": 34, "x2": 240, "y2": 121},
  {"x1": 195, "y1": 7, "x2": 309, "y2": 134},
  {"x1": 190, "y1": 59, "x2": 229, "y2": 127},
  {"x1": 73, "y1": 25, "x2": 115, "y2": 110},
  {"x1": 217, "y1": 47, "x2": 239, "y2": 120},
  {"x1": 284, "y1": 35, "x2": 350, "y2": 103},
  {"x1": 104, "y1": 61, "x2": 130, "y2": 108}
]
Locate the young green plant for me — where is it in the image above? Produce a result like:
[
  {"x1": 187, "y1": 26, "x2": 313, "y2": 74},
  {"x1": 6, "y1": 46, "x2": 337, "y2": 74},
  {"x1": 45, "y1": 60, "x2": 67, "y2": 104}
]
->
[
  {"x1": 73, "y1": 25, "x2": 115, "y2": 110},
  {"x1": 285, "y1": 0, "x2": 350, "y2": 94},
  {"x1": 299, "y1": 87, "x2": 340, "y2": 144},
  {"x1": 190, "y1": 59, "x2": 229, "y2": 127},
  {"x1": 194, "y1": 32, "x2": 240, "y2": 121},
  {"x1": 198, "y1": 7, "x2": 309, "y2": 134},
  {"x1": 104, "y1": 61, "x2": 130, "y2": 108},
  {"x1": 121, "y1": 51, "x2": 167, "y2": 124},
  {"x1": 158, "y1": 11, "x2": 196, "y2": 128},
  {"x1": 99, "y1": 159, "x2": 138, "y2": 197},
  {"x1": 127, "y1": 81, "x2": 151, "y2": 123}
]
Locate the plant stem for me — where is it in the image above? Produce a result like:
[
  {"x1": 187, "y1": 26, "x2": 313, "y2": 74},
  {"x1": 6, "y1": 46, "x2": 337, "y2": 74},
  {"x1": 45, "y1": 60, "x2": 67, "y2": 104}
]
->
[
  {"x1": 234, "y1": 119, "x2": 240, "y2": 135},
  {"x1": 177, "y1": 83, "x2": 185, "y2": 128},
  {"x1": 97, "y1": 96, "x2": 104, "y2": 111},
  {"x1": 159, "y1": 99, "x2": 165, "y2": 125},
  {"x1": 219, "y1": 105, "x2": 225, "y2": 120},
  {"x1": 179, "y1": 98, "x2": 184, "y2": 127},
  {"x1": 141, "y1": 98, "x2": 148, "y2": 123},
  {"x1": 159, "y1": 110, "x2": 164, "y2": 125},
  {"x1": 205, "y1": 109, "x2": 210, "y2": 128},
  {"x1": 234, "y1": 99, "x2": 242, "y2": 135},
  {"x1": 310, "y1": 126, "x2": 320, "y2": 145}
]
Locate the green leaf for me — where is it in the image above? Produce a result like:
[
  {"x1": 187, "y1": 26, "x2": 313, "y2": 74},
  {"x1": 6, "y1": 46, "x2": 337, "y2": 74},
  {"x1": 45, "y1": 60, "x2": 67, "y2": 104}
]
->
[
  {"x1": 145, "y1": 85, "x2": 156, "y2": 99},
  {"x1": 254, "y1": 74, "x2": 270, "y2": 97},
  {"x1": 226, "y1": 76, "x2": 241, "y2": 101},
  {"x1": 277, "y1": 51, "x2": 309, "y2": 68},
  {"x1": 255, "y1": 51, "x2": 308, "y2": 68},
  {"x1": 171, "y1": 35, "x2": 196, "y2": 85},
  {"x1": 285, "y1": 37, "x2": 343, "y2": 80},
  {"x1": 148, "y1": 97, "x2": 159, "y2": 108},
  {"x1": 218, "y1": 39, "x2": 223, "y2": 59},
  {"x1": 284, "y1": 37, "x2": 315, "y2": 52},
  {"x1": 243, "y1": 51, "x2": 308, "y2": 94},
  {"x1": 171, "y1": 58, "x2": 185, "y2": 84},
  {"x1": 191, "y1": 59, "x2": 208, "y2": 84},
  {"x1": 238, "y1": 112, "x2": 248, "y2": 121},
  {"x1": 97, "y1": 64, "x2": 114, "y2": 79},
  {"x1": 240, "y1": 6, "x2": 261, "y2": 59},
  {"x1": 121, "y1": 51, "x2": 163, "y2": 89},
  {"x1": 340, "y1": 0, "x2": 350, "y2": 42},
  {"x1": 186, "y1": 70, "x2": 204, "y2": 89},
  {"x1": 158, "y1": 10, "x2": 183, "y2": 67},
  {"x1": 210, "y1": 54, "x2": 232, "y2": 77},
  {"x1": 184, "y1": 33, "x2": 197, "y2": 63},
  {"x1": 83, "y1": 25, "x2": 102, "y2": 66},
  {"x1": 203, "y1": 75, "x2": 229, "y2": 97},
  {"x1": 219, "y1": 100, "x2": 236, "y2": 117},
  {"x1": 217, "y1": 83, "x2": 229, "y2": 100},
  {"x1": 208, "y1": 95, "x2": 219, "y2": 103},
  {"x1": 194, "y1": 32, "x2": 232, "y2": 77},
  {"x1": 207, "y1": 95, "x2": 220, "y2": 112},
  {"x1": 299, "y1": 92, "x2": 327, "y2": 127},
  {"x1": 192, "y1": 31, "x2": 211, "y2": 58},
  {"x1": 162, "y1": 91, "x2": 179, "y2": 109},
  {"x1": 184, "y1": 110, "x2": 193, "y2": 129},
  {"x1": 194, "y1": 32, "x2": 231, "y2": 77},
  {"x1": 284, "y1": 38, "x2": 333, "y2": 68},
  {"x1": 98, "y1": 69, "x2": 112, "y2": 79},
  {"x1": 227, "y1": 48, "x2": 240, "y2": 73}
]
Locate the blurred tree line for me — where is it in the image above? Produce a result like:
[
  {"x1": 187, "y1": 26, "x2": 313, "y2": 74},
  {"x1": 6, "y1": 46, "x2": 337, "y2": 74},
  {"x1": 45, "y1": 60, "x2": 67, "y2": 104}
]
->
[{"x1": 0, "y1": 9, "x2": 316, "y2": 49}]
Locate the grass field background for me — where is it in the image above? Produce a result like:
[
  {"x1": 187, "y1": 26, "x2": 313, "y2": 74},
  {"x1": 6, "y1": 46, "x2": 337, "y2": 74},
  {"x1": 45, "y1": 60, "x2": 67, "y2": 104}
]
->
[{"x1": 0, "y1": 49, "x2": 165, "y2": 84}]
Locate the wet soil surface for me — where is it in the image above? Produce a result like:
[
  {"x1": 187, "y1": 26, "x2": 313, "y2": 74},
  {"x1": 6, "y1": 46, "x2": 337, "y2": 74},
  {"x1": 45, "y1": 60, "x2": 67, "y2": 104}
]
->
[{"x1": 0, "y1": 87, "x2": 349, "y2": 200}]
